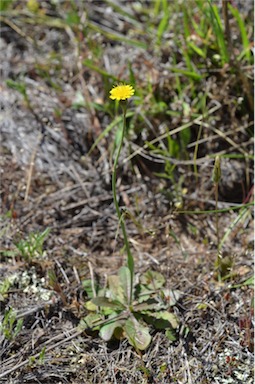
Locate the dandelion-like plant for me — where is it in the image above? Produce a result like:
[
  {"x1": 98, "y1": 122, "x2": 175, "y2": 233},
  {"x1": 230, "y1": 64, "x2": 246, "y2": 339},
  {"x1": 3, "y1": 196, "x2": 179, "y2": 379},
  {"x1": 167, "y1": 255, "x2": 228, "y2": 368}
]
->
[
  {"x1": 82, "y1": 83, "x2": 180, "y2": 351},
  {"x1": 109, "y1": 84, "x2": 135, "y2": 304}
]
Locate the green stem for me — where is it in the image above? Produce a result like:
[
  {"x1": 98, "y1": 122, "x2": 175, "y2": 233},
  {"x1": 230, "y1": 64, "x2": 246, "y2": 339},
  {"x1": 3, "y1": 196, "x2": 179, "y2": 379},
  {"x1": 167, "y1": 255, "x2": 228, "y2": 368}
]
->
[
  {"x1": 112, "y1": 103, "x2": 134, "y2": 304},
  {"x1": 215, "y1": 182, "x2": 219, "y2": 250},
  {"x1": 212, "y1": 155, "x2": 221, "y2": 280},
  {"x1": 215, "y1": 182, "x2": 221, "y2": 281}
]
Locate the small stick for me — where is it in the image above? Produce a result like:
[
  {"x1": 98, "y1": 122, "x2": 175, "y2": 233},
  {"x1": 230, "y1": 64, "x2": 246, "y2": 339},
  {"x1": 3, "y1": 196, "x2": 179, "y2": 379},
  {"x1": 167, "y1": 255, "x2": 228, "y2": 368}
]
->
[
  {"x1": 24, "y1": 132, "x2": 42, "y2": 201},
  {"x1": 88, "y1": 261, "x2": 97, "y2": 298}
]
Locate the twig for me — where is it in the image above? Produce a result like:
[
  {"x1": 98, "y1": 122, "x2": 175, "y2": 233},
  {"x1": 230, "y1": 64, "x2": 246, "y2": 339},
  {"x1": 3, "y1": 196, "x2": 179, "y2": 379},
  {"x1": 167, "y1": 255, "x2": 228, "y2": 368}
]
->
[
  {"x1": 88, "y1": 261, "x2": 97, "y2": 298},
  {"x1": 24, "y1": 132, "x2": 42, "y2": 201},
  {"x1": 0, "y1": 16, "x2": 34, "y2": 45}
]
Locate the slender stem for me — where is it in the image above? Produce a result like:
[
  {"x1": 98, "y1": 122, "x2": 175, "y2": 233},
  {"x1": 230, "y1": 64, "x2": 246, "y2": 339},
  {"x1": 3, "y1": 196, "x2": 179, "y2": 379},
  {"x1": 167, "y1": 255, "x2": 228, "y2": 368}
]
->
[
  {"x1": 112, "y1": 103, "x2": 134, "y2": 304},
  {"x1": 215, "y1": 182, "x2": 221, "y2": 281},
  {"x1": 215, "y1": 183, "x2": 219, "y2": 250},
  {"x1": 213, "y1": 155, "x2": 221, "y2": 280},
  {"x1": 222, "y1": 0, "x2": 231, "y2": 50}
]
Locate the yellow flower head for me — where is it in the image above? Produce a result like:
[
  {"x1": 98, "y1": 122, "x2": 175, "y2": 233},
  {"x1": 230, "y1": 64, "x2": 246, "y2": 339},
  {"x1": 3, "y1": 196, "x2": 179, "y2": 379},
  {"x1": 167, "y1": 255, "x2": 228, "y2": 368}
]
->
[{"x1": 109, "y1": 84, "x2": 135, "y2": 101}]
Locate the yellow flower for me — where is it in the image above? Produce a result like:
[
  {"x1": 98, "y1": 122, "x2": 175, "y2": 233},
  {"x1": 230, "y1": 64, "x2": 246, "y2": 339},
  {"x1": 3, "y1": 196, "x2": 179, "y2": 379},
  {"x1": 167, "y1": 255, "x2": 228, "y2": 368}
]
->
[{"x1": 109, "y1": 84, "x2": 135, "y2": 101}]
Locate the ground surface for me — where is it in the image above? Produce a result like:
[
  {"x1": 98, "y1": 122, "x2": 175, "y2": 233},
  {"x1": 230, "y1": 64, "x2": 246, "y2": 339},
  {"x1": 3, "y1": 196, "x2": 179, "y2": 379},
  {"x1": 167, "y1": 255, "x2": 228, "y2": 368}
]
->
[{"x1": 0, "y1": 1, "x2": 254, "y2": 383}]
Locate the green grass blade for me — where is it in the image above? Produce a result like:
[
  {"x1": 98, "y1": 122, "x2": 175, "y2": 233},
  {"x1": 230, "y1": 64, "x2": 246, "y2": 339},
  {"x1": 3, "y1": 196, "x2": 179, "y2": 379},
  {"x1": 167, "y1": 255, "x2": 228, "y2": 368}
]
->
[
  {"x1": 207, "y1": 1, "x2": 229, "y2": 64},
  {"x1": 83, "y1": 59, "x2": 120, "y2": 82},
  {"x1": 228, "y1": 4, "x2": 252, "y2": 63},
  {"x1": 171, "y1": 67, "x2": 203, "y2": 81},
  {"x1": 87, "y1": 111, "x2": 134, "y2": 156},
  {"x1": 178, "y1": 202, "x2": 254, "y2": 215},
  {"x1": 105, "y1": 0, "x2": 142, "y2": 25},
  {"x1": 219, "y1": 206, "x2": 251, "y2": 251},
  {"x1": 88, "y1": 21, "x2": 147, "y2": 49},
  {"x1": 188, "y1": 41, "x2": 206, "y2": 59},
  {"x1": 156, "y1": 1, "x2": 170, "y2": 45},
  {"x1": 182, "y1": 6, "x2": 191, "y2": 39},
  {"x1": 231, "y1": 275, "x2": 254, "y2": 289}
]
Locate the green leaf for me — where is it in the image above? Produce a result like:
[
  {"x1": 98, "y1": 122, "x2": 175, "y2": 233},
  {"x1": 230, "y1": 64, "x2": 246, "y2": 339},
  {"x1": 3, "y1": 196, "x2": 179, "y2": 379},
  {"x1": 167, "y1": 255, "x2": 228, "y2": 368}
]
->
[
  {"x1": 134, "y1": 299, "x2": 160, "y2": 312},
  {"x1": 136, "y1": 285, "x2": 152, "y2": 303},
  {"x1": 118, "y1": 266, "x2": 132, "y2": 304},
  {"x1": 157, "y1": 311, "x2": 178, "y2": 328},
  {"x1": 0, "y1": 0, "x2": 13, "y2": 11},
  {"x1": 165, "y1": 328, "x2": 177, "y2": 342},
  {"x1": 231, "y1": 275, "x2": 254, "y2": 289},
  {"x1": 99, "y1": 315, "x2": 123, "y2": 341},
  {"x1": 81, "y1": 313, "x2": 102, "y2": 329},
  {"x1": 85, "y1": 300, "x2": 98, "y2": 311},
  {"x1": 124, "y1": 316, "x2": 151, "y2": 351},
  {"x1": 92, "y1": 296, "x2": 125, "y2": 310},
  {"x1": 65, "y1": 11, "x2": 80, "y2": 26},
  {"x1": 107, "y1": 275, "x2": 125, "y2": 303},
  {"x1": 82, "y1": 279, "x2": 95, "y2": 298},
  {"x1": 144, "y1": 311, "x2": 178, "y2": 329},
  {"x1": 140, "y1": 270, "x2": 165, "y2": 290}
]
